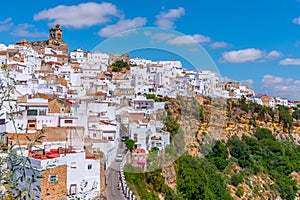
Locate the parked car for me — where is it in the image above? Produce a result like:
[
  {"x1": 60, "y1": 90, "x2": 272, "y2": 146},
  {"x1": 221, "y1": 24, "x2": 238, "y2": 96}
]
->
[
  {"x1": 121, "y1": 136, "x2": 129, "y2": 142},
  {"x1": 116, "y1": 154, "x2": 123, "y2": 162}
]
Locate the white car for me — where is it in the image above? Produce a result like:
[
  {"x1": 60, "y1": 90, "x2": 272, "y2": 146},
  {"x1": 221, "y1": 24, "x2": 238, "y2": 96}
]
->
[{"x1": 116, "y1": 154, "x2": 123, "y2": 162}]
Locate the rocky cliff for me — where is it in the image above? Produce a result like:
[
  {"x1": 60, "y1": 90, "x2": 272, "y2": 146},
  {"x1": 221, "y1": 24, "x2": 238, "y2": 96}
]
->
[{"x1": 161, "y1": 96, "x2": 300, "y2": 199}]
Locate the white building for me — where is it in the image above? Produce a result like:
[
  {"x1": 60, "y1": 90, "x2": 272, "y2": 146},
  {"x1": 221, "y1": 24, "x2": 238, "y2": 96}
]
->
[
  {"x1": 70, "y1": 49, "x2": 85, "y2": 63},
  {"x1": 128, "y1": 120, "x2": 170, "y2": 152},
  {"x1": 9, "y1": 144, "x2": 100, "y2": 199}
]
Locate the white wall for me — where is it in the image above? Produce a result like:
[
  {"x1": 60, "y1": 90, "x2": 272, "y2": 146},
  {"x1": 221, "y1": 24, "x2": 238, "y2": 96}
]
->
[
  {"x1": 60, "y1": 118, "x2": 78, "y2": 127},
  {"x1": 36, "y1": 115, "x2": 59, "y2": 129}
]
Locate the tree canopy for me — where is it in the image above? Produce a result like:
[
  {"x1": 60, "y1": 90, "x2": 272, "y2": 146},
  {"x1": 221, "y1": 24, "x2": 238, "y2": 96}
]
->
[{"x1": 125, "y1": 139, "x2": 135, "y2": 152}]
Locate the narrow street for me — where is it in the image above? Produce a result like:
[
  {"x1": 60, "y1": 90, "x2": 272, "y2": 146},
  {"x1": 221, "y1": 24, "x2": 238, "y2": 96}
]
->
[{"x1": 105, "y1": 141, "x2": 126, "y2": 200}]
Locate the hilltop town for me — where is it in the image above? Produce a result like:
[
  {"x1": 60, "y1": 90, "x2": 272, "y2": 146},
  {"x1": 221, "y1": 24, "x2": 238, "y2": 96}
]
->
[{"x1": 0, "y1": 25, "x2": 298, "y2": 200}]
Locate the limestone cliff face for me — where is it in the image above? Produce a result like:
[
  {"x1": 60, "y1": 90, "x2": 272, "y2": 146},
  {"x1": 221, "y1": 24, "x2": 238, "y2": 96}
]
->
[
  {"x1": 161, "y1": 96, "x2": 300, "y2": 198},
  {"x1": 227, "y1": 173, "x2": 280, "y2": 200},
  {"x1": 180, "y1": 97, "x2": 300, "y2": 155}
]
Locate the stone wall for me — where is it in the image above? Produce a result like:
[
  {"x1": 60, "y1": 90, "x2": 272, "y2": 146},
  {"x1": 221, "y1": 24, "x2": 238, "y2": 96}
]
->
[{"x1": 40, "y1": 164, "x2": 67, "y2": 200}]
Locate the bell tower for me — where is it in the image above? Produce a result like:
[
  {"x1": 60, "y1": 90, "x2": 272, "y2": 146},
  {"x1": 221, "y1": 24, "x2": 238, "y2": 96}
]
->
[
  {"x1": 49, "y1": 24, "x2": 63, "y2": 41},
  {"x1": 47, "y1": 24, "x2": 68, "y2": 54},
  {"x1": 55, "y1": 24, "x2": 62, "y2": 41}
]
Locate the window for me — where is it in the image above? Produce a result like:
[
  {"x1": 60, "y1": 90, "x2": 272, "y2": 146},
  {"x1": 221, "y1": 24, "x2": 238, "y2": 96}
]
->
[
  {"x1": 71, "y1": 162, "x2": 76, "y2": 169},
  {"x1": 65, "y1": 120, "x2": 73, "y2": 124},
  {"x1": 29, "y1": 124, "x2": 35, "y2": 128},
  {"x1": 49, "y1": 175, "x2": 58, "y2": 183},
  {"x1": 69, "y1": 184, "x2": 77, "y2": 195},
  {"x1": 27, "y1": 110, "x2": 38, "y2": 116},
  {"x1": 88, "y1": 164, "x2": 92, "y2": 170},
  {"x1": 134, "y1": 133, "x2": 138, "y2": 142}
]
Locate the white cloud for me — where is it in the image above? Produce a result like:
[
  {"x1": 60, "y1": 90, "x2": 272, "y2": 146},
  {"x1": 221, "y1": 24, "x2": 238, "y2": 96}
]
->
[
  {"x1": 0, "y1": 18, "x2": 13, "y2": 32},
  {"x1": 34, "y1": 2, "x2": 120, "y2": 28},
  {"x1": 222, "y1": 48, "x2": 264, "y2": 63},
  {"x1": 98, "y1": 17, "x2": 146, "y2": 37},
  {"x1": 262, "y1": 75, "x2": 300, "y2": 100},
  {"x1": 210, "y1": 41, "x2": 229, "y2": 49},
  {"x1": 11, "y1": 24, "x2": 48, "y2": 38},
  {"x1": 279, "y1": 58, "x2": 300, "y2": 65},
  {"x1": 151, "y1": 33, "x2": 175, "y2": 41},
  {"x1": 155, "y1": 7, "x2": 185, "y2": 28},
  {"x1": 266, "y1": 50, "x2": 281, "y2": 59},
  {"x1": 168, "y1": 34, "x2": 211, "y2": 45},
  {"x1": 221, "y1": 48, "x2": 281, "y2": 63},
  {"x1": 221, "y1": 76, "x2": 234, "y2": 82},
  {"x1": 293, "y1": 17, "x2": 300, "y2": 25},
  {"x1": 240, "y1": 79, "x2": 254, "y2": 86}
]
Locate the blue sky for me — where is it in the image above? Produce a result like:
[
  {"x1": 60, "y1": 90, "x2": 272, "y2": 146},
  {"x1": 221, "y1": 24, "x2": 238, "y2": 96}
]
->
[{"x1": 1, "y1": 0, "x2": 300, "y2": 100}]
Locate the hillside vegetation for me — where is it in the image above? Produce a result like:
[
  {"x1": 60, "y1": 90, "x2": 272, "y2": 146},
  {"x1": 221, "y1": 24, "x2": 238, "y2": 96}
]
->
[{"x1": 124, "y1": 96, "x2": 300, "y2": 200}]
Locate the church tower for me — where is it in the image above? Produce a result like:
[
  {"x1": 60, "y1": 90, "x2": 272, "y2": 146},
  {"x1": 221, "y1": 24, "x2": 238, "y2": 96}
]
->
[
  {"x1": 55, "y1": 24, "x2": 62, "y2": 41},
  {"x1": 49, "y1": 24, "x2": 63, "y2": 41},
  {"x1": 46, "y1": 24, "x2": 68, "y2": 54}
]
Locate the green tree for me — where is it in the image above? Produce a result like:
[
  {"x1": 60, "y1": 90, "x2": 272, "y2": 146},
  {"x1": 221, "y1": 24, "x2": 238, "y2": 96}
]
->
[
  {"x1": 146, "y1": 94, "x2": 161, "y2": 102},
  {"x1": 111, "y1": 60, "x2": 129, "y2": 71},
  {"x1": 236, "y1": 186, "x2": 244, "y2": 197},
  {"x1": 124, "y1": 164, "x2": 175, "y2": 200},
  {"x1": 242, "y1": 135, "x2": 260, "y2": 155},
  {"x1": 150, "y1": 147, "x2": 159, "y2": 153},
  {"x1": 125, "y1": 139, "x2": 135, "y2": 152},
  {"x1": 228, "y1": 135, "x2": 252, "y2": 168},
  {"x1": 254, "y1": 128, "x2": 275, "y2": 141},
  {"x1": 112, "y1": 66, "x2": 121, "y2": 72},
  {"x1": 278, "y1": 105, "x2": 293, "y2": 129},
  {"x1": 238, "y1": 95, "x2": 249, "y2": 113},
  {"x1": 163, "y1": 115, "x2": 180, "y2": 136},
  {"x1": 176, "y1": 155, "x2": 233, "y2": 200},
  {"x1": 231, "y1": 173, "x2": 244, "y2": 186},
  {"x1": 207, "y1": 141, "x2": 229, "y2": 170},
  {"x1": 292, "y1": 109, "x2": 300, "y2": 120}
]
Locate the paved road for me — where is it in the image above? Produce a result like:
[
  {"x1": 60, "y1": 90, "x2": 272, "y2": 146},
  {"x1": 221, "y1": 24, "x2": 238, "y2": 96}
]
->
[{"x1": 105, "y1": 142, "x2": 126, "y2": 200}]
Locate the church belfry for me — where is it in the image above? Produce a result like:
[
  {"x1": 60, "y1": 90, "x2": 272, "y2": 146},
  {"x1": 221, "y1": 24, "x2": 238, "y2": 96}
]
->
[
  {"x1": 16, "y1": 23, "x2": 68, "y2": 55},
  {"x1": 49, "y1": 24, "x2": 63, "y2": 41}
]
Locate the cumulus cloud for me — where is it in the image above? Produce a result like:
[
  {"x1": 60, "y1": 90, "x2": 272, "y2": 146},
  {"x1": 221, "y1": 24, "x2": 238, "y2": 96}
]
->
[
  {"x1": 210, "y1": 41, "x2": 229, "y2": 49},
  {"x1": 262, "y1": 75, "x2": 300, "y2": 100},
  {"x1": 266, "y1": 50, "x2": 281, "y2": 59},
  {"x1": 222, "y1": 48, "x2": 263, "y2": 63},
  {"x1": 293, "y1": 17, "x2": 300, "y2": 25},
  {"x1": 11, "y1": 24, "x2": 47, "y2": 38},
  {"x1": 98, "y1": 17, "x2": 146, "y2": 37},
  {"x1": 221, "y1": 48, "x2": 281, "y2": 63},
  {"x1": 34, "y1": 2, "x2": 120, "y2": 28},
  {"x1": 167, "y1": 34, "x2": 211, "y2": 45},
  {"x1": 279, "y1": 58, "x2": 300, "y2": 66},
  {"x1": 0, "y1": 18, "x2": 13, "y2": 32},
  {"x1": 155, "y1": 7, "x2": 185, "y2": 28}
]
